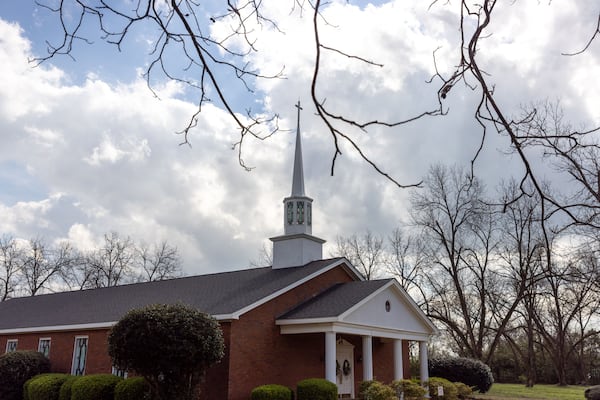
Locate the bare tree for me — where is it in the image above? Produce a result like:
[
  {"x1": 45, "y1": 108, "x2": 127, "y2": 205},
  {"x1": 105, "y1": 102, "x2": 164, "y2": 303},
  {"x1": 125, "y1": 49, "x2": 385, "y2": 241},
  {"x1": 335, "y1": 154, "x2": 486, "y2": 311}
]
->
[
  {"x1": 495, "y1": 180, "x2": 546, "y2": 386},
  {"x1": 410, "y1": 164, "x2": 499, "y2": 360},
  {"x1": 0, "y1": 236, "x2": 23, "y2": 301},
  {"x1": 136, "y1": 241, "x2": 182, "y2": 281},
  {"x1": 249, "y1": 242, "x2": 273, "y2": 268},
  {"x1": 532, "y1": 242, "x2": 600, "y2": 386},
  {"x1": 84, "y1": 232, "x2": 136, "y2": 288},
  {"x1": 386, "y1": 227, "x2": 426, "y2": 303},
  {"x1": 20, "y1": 238, "x2": 78, "y2": 296},
  {"x1": 335, "y1": 230, "x2": 385, "y2": 280}
]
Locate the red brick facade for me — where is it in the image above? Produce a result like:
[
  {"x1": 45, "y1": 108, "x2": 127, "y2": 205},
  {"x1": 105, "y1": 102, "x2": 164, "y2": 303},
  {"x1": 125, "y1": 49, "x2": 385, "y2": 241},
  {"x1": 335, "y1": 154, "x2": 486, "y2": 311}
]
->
[{"x1": 1, "y1": 264, "x2": 413, "y2": 400}]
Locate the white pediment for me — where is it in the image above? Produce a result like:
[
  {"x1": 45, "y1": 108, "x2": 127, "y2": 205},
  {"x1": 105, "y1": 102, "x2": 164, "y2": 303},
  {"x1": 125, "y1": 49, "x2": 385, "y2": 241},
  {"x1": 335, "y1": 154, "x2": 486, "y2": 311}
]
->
[
  {"x1": 340, "y1": 282, "x2": 435, "y2": 335},
  {"x1": 277, "y1": 279, "x2": 437, "y2": 340}
]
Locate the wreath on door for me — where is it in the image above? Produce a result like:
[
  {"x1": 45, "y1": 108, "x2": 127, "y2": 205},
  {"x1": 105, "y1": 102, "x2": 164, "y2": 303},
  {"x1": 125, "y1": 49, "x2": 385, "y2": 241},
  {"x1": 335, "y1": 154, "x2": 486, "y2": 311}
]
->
[{"x1": 342, "y1": 359, "x2": 352, "y2": 376}]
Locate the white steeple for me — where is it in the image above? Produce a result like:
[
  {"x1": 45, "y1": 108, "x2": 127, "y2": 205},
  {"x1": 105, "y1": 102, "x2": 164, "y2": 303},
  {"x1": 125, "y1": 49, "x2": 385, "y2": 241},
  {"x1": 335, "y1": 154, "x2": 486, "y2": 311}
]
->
[
  {"x1": 270, "y1": 101, "x2": 325, "y2": 269},
  {"x1": 291, "y1": 104, "x2": 305, "y2": 197}
]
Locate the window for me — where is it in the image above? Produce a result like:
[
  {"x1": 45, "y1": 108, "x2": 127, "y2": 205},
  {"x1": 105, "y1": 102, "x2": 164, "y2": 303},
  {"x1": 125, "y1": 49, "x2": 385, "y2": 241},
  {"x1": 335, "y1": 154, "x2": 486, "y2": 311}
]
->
[
  {"x1": 112, "y1": 366, "x2": 128, "y2": 378},
  {"x1": 297, "y1": 201, "x2": 304, "y2": 224},
  {"x1": 5, "y1": 339, "x2": 17, "y2": 353},
  {"x1": 287, "y1": 202, "x2": 294, "y2": 224},
  {"x1": 71, "y1": 336, "x2": 88, "y2": 376},
  {"x1": 38, "y1": 338, "x2": 51, "y2": 357}
]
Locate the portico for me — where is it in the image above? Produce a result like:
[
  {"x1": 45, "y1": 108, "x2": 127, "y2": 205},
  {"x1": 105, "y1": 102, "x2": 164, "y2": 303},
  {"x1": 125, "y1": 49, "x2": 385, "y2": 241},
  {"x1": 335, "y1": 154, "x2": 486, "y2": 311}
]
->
[{"x1": 277, "y1": 279, "x2": 437, "y2": 396}]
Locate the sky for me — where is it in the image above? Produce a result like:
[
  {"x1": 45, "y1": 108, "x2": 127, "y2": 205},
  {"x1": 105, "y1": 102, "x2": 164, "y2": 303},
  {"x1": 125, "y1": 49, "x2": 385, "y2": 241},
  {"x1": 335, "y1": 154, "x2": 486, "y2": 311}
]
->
[{"x1": 0, "y1": 0, "x2": 598, "y2": 275}]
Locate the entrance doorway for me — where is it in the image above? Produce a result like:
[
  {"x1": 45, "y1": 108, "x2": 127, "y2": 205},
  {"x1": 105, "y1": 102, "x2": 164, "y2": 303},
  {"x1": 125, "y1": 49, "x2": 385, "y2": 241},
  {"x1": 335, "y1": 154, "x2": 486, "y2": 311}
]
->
[{"x1": 336, "y1": 339, "x2": 354, "y2": 398}]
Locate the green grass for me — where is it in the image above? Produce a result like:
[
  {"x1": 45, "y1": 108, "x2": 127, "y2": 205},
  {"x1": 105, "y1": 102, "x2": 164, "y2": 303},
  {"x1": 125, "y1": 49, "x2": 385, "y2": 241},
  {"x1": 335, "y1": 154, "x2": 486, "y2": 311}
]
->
[{"x1": 473, "y1": 383, "x2": 588, "y2": 400}]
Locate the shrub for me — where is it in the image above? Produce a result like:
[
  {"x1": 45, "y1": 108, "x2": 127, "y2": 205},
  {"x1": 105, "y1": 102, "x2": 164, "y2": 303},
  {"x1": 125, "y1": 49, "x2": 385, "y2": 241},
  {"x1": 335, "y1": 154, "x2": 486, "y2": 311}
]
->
[
  {"x1": 426, "y1": 377, "x2": 458, "y2": 400},
  {"x1": 114, "y1": 377, "x2": 155, "y2": 400},
  {"x1": 58, "y1": 376, "x2": 80, "y2": 400},
  {"x1": 0, "y1": 350, "x2": 50, "y2": 400},
  {"x1": 296, "y1": 378, "x2": 337, "y2": 400},
  {"x1": 429, "y1": 357, "x2": 493, "y2": 393},
  {"x1": 391, "y1": 379, "x2": 427, "y2": 399},
  {"x1": 25, "y1": 373, "x2": 71, "y2": 400},
  {"x1": 453, "y1": 382, "x2": 472, "y2": 399},
  {"x1": 363, "y1": 381, "x2": 398, "y2": 400},
  {"x1": 359, "y1": 380, "x2": 378, "y2": 398},
  {"x1": 251, "y1": 384, "x2": 293, "y2": 400},
  {"x1": 70, "y1": 374, "x2": 123, "y2": 400},
  {"x1": 24, "y1": 375, "x2": 34, "y2": 400},
  {"x1": 108, "y1": 303, "x2": 224, "y2": 400}
]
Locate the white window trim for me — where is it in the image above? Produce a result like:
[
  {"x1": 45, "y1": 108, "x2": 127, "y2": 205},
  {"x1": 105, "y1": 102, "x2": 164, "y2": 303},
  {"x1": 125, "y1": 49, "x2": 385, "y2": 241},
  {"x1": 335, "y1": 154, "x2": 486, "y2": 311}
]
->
[
  {"x1": 71, "y1": 336, "x2": 89, "y2": 376},
  {"x1": 38, "y1": 337, "x2": 51, "y2": 357},
  {"x1": 112, "y1": 366, "x2": 128, "y2": 379},
  {"x1": 5, "y1": 339, "x2": 17, "y2": 353}
]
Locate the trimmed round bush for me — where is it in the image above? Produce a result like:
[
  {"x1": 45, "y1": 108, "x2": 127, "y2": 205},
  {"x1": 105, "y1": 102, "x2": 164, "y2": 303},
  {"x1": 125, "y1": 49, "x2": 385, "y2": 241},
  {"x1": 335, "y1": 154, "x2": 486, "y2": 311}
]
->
[
  {"x1": 363, "y1": 381, "x2": 398, "y2": 400},
  {"x1": 297, "y1": 378, "x2": 337, "y2": 400},
  {"x1": 70, "y1": 374, "x2": 123, "y2": 400},
  {"x1": 108, "y1": 303, "x2": 224, "y2": 400},
  {"x1": 0, "y1": 350, "x2": 50, "y2": 400},
  {"x1": 114, "y1": 377, "x2": 154, "y2": 400},
  {"x1": 585, "y1": 385, "x2": 600, "y2": 400},
  {"x1": 453, "y1": 382, "x2": 472, "y2": 399},
  {"x1": 426, "y1": 377, "x2": 458, "y2": 400},
  {"x1": 24, "y1": 375, "x2": 34, "y2": 400},
  {"x1": 429, "y1": 357, "x2": 493, "y2": 393},
  {"x1": 58, "y1": 376, "x2": 80, "y2": 400},
  {"x1": 391, "y1": 379, "x2": 427, "y2": 399},
  {"x1": 251, "y1": 384, "x2": 293, "y2": 400},
  {"x1": 25, "y1": 373, "x2": 71, "y2": 400}
]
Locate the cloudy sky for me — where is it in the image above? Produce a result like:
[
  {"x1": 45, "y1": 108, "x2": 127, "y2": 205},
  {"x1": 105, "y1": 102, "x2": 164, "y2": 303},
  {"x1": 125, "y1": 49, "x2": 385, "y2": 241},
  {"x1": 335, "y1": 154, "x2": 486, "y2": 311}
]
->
[{"x1": 0, "y1": 1, "x2": 598, "y2": 275}]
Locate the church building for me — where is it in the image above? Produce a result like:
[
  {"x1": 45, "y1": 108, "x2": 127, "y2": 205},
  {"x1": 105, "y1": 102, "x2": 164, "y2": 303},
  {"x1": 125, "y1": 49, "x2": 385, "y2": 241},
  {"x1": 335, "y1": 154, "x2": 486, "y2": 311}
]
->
[{"x1": 0, "y1": 105, "x2": 437, "y2": 399}]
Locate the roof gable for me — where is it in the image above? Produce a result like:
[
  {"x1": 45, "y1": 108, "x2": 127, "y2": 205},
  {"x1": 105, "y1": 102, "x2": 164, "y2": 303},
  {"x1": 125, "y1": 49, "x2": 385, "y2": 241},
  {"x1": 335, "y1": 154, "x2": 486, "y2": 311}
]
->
[
  {"x1": 277, "y1": 279, "x2": 437, "y2": 338},
  {"x1": 342, "y1": 281, "x2": 436, "y2": 334}
]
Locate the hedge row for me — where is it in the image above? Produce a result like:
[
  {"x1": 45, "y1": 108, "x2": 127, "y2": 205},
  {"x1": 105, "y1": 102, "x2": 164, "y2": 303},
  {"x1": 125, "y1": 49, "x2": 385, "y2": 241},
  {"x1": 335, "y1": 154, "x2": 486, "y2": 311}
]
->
[
  {"x1": 357, "y1": 378, "x2": 471, "y2": 400},
  {"x1": 23, "y1": 374, "x2": 155, "y2": 400},
  {"x1": 251, "y1": 377, "x2": 477, "y2": 400},
  {"x1": 359, "y1": 379, "x2": 428, "y2": 400}
]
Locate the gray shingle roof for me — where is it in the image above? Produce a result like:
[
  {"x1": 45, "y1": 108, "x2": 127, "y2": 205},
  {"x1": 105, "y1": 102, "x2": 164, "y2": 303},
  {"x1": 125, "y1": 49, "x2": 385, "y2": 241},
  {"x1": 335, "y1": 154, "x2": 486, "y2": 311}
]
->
[
  {"x1": 278, "y1": 279, "x2": 392, "y2": 320},
  {"x1": 0, "y1": 258, "x2": 346, "y2": 331}
]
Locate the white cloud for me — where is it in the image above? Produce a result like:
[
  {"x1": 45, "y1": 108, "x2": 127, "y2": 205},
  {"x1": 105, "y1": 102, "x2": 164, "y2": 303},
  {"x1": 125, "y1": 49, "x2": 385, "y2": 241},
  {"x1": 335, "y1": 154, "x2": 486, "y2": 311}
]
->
[
  {"x1": 0, "y1": 194, "x2": 63, "y2": 233},
  {"x1": 84, "y1": 135, "x2": 151, "y2": 166},
  {"x1": 0, "y1": 1, "x2": 598, "y2": 275}
]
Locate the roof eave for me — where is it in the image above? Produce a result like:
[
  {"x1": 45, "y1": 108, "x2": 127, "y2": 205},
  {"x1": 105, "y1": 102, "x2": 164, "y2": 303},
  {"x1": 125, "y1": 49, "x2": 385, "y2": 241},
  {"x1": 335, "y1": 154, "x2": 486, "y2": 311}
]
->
[{"x1": 0, "y1": 321, "x2": 117, "y2": 335}]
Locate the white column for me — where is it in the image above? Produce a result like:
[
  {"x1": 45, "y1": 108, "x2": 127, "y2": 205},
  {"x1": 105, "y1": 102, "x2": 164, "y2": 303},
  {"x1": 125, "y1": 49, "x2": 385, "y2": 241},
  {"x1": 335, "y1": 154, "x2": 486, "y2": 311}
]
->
[
  {"x1": 394, "y1": 339, "x2": 404, "y2": 381},
  {"x1": 419, "y1": 341, "x2": 429, "y2": 387},
  {"x1": 325, "y1": 331, "x2": 337, "y2": 383},
  {"x1": 362, "y1": 335, "x2": 373, "y2": 381}
]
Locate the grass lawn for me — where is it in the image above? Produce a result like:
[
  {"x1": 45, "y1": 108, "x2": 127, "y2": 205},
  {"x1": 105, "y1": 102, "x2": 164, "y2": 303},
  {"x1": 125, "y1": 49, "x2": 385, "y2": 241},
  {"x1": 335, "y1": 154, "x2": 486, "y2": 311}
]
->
[{"x1": 472, "y1": 383, "x2": 588, "y2": 400}]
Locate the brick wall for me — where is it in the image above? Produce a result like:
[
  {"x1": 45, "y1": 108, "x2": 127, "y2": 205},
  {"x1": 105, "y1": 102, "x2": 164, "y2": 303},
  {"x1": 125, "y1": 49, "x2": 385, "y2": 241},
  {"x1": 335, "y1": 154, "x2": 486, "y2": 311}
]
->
[
  {"x1": 0, "y1": 329, "x2": 113, "y2": 374},
  {"x1": 200, "y1": 321, "x2": 231, "y2": 399},
  {"x1": 226, "y1": 264, "x2": 355, "y2": 400}
]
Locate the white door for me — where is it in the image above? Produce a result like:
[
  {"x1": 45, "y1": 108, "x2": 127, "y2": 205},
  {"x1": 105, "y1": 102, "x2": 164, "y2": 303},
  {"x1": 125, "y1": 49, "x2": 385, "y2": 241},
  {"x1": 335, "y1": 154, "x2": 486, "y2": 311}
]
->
[{"x1": 336, "y1": 339, "x2": 355, "y2": 398}]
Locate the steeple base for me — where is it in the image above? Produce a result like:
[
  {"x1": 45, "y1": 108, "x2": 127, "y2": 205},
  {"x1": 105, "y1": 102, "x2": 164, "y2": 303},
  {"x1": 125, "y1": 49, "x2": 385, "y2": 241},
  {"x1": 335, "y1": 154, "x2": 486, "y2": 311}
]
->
[{"x1": 270, "y1": 233, "x2": 326, "y2": 269}]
